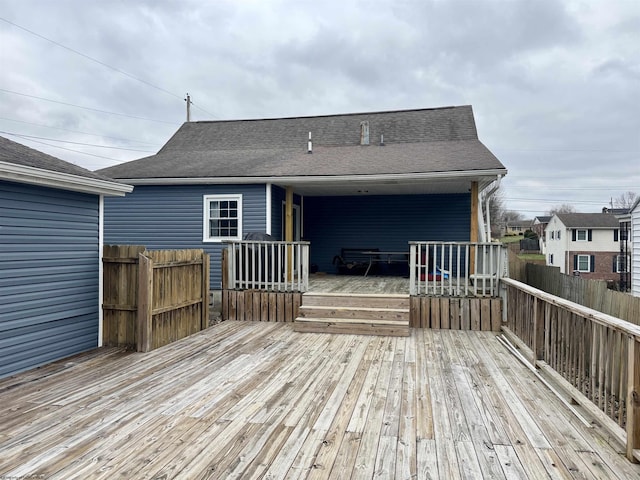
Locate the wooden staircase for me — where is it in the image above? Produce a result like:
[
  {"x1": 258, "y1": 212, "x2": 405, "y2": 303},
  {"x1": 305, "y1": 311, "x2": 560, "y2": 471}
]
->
[{"x1": 293, "y1": 293, "x2": 410, "y2": 336}]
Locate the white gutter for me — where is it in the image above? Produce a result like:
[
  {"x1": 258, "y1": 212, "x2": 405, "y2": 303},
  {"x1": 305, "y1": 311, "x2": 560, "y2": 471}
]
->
[
  {"x1": 0, "y1": 161, "x2": 133, "y2": 196},
  {"x1": 482, "y1": 175, "x2": 503, "y2": 241},
  {"x1": 114, "y1": 169, "x2": 507, "y2": 186}
]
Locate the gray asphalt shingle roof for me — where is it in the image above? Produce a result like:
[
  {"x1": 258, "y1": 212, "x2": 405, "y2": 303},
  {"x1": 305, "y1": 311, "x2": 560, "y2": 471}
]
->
[
  {"x1": 0, "y1": 135, "x2": 116, "y2": 182},
  {"x1": 98, "y1": 105, "x2": 506, "y2": 180},
  {"x1": 556, "y1": 213, "x2": 621, "y2": 228}
]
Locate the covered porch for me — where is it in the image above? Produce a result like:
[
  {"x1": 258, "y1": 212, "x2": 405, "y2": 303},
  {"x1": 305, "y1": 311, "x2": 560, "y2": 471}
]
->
[{"x1": 2, "y1": 321, "x2": 637, "y2": 479}]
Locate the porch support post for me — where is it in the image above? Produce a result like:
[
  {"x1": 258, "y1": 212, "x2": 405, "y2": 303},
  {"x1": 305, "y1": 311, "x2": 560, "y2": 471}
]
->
[
  {"x1": 470, "y1": 181, "x2": 479, "y2": 274},
  {"x1": 285, "y1": 186, "x2": 294, "y2": 281},
  {"x1": 470, "y1": 181, "x2": 479, "y2": 242}
]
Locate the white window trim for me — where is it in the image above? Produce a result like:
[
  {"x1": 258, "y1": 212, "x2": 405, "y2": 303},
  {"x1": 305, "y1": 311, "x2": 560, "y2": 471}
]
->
[
  {"x1": 576, "y1": 254, "x2": 590, "y2": 272},
  {"x1": 203, "y1": 194, "x2": 243, "y2": 242},
  {"x1": 576, "y1": 229, "x2": 588, "y2": 241},
  {"x1": 615, "y1": 254, "x2": 630, "y2": 273}
]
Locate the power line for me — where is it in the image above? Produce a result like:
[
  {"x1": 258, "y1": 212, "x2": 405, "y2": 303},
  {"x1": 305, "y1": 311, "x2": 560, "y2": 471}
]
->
[
  {"x1": 0, "y1": 88, "x2": 179, "y2": 125},
  {"x1": 0, "y1": 16, "x2": 218, "y2": 119},
  {"x1": 5, "y1": 132, "x2": 119, "y2": 161},
  {"x1": 495, "y1": 147, "x2": 640, "y2": 153},
  {"x1": 504, "y1": 197, "x2": 613, "y2": 205},
  {"x1": 0, "y1": 116, "x2": 160, "y2": 146},
  {"x1": 0, "y1": 131, "x2": 156, "y2": 152}
]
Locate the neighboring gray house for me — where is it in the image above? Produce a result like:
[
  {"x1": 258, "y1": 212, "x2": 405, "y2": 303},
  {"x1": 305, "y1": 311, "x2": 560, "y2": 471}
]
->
[
  {"x1": 0, "y1": 136, "x2": 131, "y2": 378},
  {"x1": 98, "y1": 106, "x2": 507, "y2": 288}
]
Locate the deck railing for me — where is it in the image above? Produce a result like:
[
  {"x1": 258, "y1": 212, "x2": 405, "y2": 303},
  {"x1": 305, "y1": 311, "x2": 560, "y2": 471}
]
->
[
  {"x1": 502, "y1": 277, "x2": 640, "y2": 462},
  {"x1": 224, "y1": 240, "x2": 310, "y2": 292},
  {"x1": 409, "y1": 242, "x2": 508, "y2": 297}
]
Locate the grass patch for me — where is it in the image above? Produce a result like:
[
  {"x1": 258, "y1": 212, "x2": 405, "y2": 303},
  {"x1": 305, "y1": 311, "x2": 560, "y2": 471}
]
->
[
  {"x1": 499, "y1": 236, "x2": 523, "y2": 244},
  {"x1": 518, "y1": 254, "x2": 545, "y2": 261}
]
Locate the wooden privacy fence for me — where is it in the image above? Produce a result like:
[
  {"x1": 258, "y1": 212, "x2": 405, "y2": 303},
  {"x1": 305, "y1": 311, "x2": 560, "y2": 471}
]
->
[
  {"x1": 103, "y1": 245, "x2": 210, "y2": 352},
  {"x1": 525, "y1": 263, "x2": 640, "y2": 326},
  {"x1": 502, "y1": 277, "x2": 640, "y2": 462}
]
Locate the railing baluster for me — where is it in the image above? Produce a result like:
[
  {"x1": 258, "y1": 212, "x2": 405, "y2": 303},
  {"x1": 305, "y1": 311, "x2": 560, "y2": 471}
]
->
[{"x1": 407, "y1": 241, "x2": 505, "y2": 299}]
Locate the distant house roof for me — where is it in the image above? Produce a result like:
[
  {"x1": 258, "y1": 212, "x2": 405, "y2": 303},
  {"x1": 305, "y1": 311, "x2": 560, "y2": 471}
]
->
[
  {"x1": 97, "y1": 106, "x2": 506, "y2": 193},
  {"x1": 601, "y1": 207, "x2": 630, "y2": 215},
  {"x1": 556, "y1": 213, "x2": 621, "y2": 229},
  {"x1": 0, "y1": 136, "x2": 132, "y2": 196},
  {"x1": 507, "y1": 220, "x2": 533, "y2": 228},
  {"x1": 533, "y1": 216, "x2": 552, "y2": 224}
]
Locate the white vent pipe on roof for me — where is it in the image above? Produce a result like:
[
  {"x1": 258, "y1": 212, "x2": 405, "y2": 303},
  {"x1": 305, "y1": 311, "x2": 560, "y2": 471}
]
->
[{"x1": 308, "y1": 131, "x2": 312, "y2": 154}]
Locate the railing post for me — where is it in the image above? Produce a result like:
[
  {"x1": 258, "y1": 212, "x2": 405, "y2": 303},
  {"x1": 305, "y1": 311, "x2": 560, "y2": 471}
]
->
[
  {"x1": 137, "y1": 253, "x2": 153, "y2": 353},
  {"x1": 409, "y1": 243, "x2": 417, "y2": 296},
  {"x1": 532, "y1": 297, "x2": 545, "y2": 362},
  {"x1": 627, "y1": 336, "x2": 640, "y2": 462}
]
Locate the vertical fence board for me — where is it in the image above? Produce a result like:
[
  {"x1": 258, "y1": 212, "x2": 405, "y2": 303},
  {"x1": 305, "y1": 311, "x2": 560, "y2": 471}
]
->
[
  {"x1": 450, "y1": 299, "x2": 460, "y2": 330},
  {"x1": 137, "y1": 253, "x2": 153, "y2": 353}
]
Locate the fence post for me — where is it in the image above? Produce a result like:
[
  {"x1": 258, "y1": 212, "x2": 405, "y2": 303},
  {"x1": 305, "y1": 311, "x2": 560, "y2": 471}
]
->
[
  {"x1": 628, "y1": 336, "x2": 640, "y2": 462},
  {"x1": 137, "y1": 253, "x2": 153, "y2": 353},
  {"x1": 202, "y1": 252, "x2": 210, "y2": 330}
]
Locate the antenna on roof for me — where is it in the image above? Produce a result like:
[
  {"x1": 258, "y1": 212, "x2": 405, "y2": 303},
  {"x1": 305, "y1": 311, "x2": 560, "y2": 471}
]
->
[
  {"x1": 184, "y1": 93, "x2": 192, "y2": 122},
  {"x1": 308, "y1": 132, "x2": 312, "y2": 154}
]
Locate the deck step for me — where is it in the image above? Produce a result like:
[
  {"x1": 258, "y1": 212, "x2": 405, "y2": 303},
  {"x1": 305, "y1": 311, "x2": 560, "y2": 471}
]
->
[
  {"x1": 293, "y1": 293, "x2": 410, "y2": 336},
  {"x1": 298, "y1": 305, "x2": 409, "y2": 322},
  {"x1": 301, "y1": 292, "x2": 409, "y2": 309}
]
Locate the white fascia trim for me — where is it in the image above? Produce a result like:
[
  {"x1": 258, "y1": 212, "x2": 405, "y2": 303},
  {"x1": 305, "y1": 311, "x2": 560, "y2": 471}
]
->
[
  {"x1": 115, "y1": 169, "x2": 508, "y2": 186},
  {"x1": 0, "y1": 161, "x2": 133, "y2": 196}
]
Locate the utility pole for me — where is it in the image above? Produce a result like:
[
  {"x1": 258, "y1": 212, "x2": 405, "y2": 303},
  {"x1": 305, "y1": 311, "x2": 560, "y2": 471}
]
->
[{"x1": 185, "y1": 93, "x2": 192, "y2": 122}]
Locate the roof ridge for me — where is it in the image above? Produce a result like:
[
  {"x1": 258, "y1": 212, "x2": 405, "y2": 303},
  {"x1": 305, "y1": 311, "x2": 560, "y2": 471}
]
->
[{"x1": 187, "y1": 105, "x2": 472, "y2": 124}]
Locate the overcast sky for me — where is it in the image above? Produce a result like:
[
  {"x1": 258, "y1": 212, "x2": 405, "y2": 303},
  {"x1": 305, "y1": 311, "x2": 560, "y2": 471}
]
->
[{"x1": 1, "y1": 0, "x2": 638, "y2": 217}]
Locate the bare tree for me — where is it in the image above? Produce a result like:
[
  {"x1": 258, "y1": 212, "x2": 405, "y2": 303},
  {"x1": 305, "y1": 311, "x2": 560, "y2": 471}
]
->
[
  {"x1": 613, "y1": 191, "x2": 637, "y2": 209},
  {"x1": 547, "y1": 204, "x2": 576, "y2": 216},
  {"x1": 502, "y1": 209, "x2": 524, "y2": 223},
  {"x1": 488, "y1": 189, "x2": 505, "y2": 225}
]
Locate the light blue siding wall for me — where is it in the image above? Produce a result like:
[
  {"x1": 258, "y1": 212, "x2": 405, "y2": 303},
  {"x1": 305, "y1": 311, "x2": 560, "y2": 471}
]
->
[
  {"x1": 304, "y1": 193, "x2": 471, "y2": 272},
  {"x1": 0, "y1": 180, "x2": 100, "y2": 378},
  {"x1": 103, "y1": 184, "x2": 267, "y2": 288}
]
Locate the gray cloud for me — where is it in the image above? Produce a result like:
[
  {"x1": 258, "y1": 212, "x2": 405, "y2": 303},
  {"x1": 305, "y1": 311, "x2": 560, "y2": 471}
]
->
[{"x1": 0, "y1": 0, "x2": 638, "y2": 215}]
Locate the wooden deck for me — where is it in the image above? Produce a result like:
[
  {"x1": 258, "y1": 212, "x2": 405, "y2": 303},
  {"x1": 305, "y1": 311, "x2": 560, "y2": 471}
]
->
[
  {"x1": 1, "y1": 322, "x2": 638, "y2": 479},
  {"x1": 308, "y1": 274, "x2": 410, "y2": 294}
]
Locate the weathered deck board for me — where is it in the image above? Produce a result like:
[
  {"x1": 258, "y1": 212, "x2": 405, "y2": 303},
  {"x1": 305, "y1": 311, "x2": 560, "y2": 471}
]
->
[{"x1": 0, "y1": 321, "x2": 638, "y2": 479}]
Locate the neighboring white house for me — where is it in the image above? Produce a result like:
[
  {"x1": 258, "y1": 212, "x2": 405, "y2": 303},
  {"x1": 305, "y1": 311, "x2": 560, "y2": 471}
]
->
[
  {"x1": 631, "y1": 198, "x2": 640, "y2": 297},
  {"x1": 545, "y1": 213, "x2": 622, "y2": 282}
]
